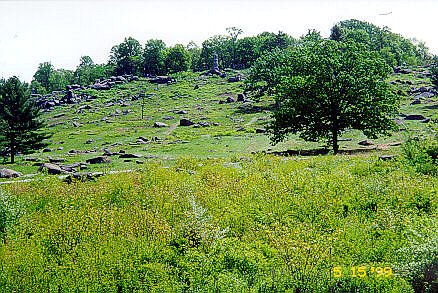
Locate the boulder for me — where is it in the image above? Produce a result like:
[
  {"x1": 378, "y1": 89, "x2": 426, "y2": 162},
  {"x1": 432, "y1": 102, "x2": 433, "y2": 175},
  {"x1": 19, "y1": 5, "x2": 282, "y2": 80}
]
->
[
  {"x1": 0, "y1": 168, "x2": 22, "y2": 178},
  {"x1": 153, "y1": 122, "x2": 168, "y2": 128},
  {"x1": 227, "y1": 75, "x2": 241, "y2": 82},
  {"x1": 86, "y1": 156, "x2": 112, "y2": 164},
  {"x1": 226, "y1": 96, "x2": 235, "y2": 103},
  {"x1": 91, "y1": 83, "x2": 111, "y2": 90},
  {"x1": 358, "y1": 140, "x2": 374, "y2": 146},
  {"x1": 414, "y1": 92, "x2": 435, "y2": 99},
  {"x1": 237, "y1": 93, "x2": 247, "y2": 102},
  {"x1": 163, "y1": 116, "x2": 175, "y2": 120},
  {"x1": 38, "y1": 163, "x2": 64, "y2": 175},
  {"x1": 255, "y1": 128, "x2": 266, "y2": 133},
  {"x1": 119, "y1": 153, "x2": 143, "y2": 159},
  {"x1": 175, "y1": 110, "x2": 188, "y2": 114},
  {"x1": 149, "y1": 76, "x2": 174, "y2": 84},
  {"x1": 48, "y1": 157, "x2": 67, "y2": 163},
  {"x1": 180, "y1": 118, "x2": 194, "y2": 126},
  {"x1": 64, "y1": 172, "x2": 103, "y2": 184},
  {"x1": 379, "y1": 155, "x2": 397, "y2": 161},
  {"x1": 404, "y1": 114, "x2": 426, "y2": 120}
]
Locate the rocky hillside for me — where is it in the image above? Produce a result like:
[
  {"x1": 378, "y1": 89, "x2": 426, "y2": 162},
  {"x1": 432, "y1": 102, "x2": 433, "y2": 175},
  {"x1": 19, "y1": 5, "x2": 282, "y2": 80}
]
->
[{"x1": 0, "y1": 66, "x2": 436, "y2": 181}]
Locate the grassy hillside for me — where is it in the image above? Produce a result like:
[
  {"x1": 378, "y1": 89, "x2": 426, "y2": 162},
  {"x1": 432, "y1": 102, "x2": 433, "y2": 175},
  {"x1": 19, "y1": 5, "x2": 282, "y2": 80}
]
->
[
  {"x1": 1, "y1": 66, "x2": 436, "y2": 179},
  {"x1": 0, "y1": 66, "x2": 437, "y2": 292}
]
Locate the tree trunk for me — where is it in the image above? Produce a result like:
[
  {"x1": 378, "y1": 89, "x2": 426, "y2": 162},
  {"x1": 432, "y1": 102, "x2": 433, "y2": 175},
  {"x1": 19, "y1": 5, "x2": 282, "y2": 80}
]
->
[
  {"x1": 332, "y1": 129, "x2": 339, "y2": 154},
  {"x1": 10, "y1": 140, "x2": 15, "y2": 164},
  {"x1": 331, "y1": 97, "x2": 340, "y2": 154}
]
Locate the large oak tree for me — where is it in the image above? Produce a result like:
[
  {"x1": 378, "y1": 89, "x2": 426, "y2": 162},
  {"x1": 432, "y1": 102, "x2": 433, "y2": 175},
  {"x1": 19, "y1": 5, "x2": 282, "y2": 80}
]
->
[{"x1": 248, "y1": 39, "x2": 399, "y2": 153}]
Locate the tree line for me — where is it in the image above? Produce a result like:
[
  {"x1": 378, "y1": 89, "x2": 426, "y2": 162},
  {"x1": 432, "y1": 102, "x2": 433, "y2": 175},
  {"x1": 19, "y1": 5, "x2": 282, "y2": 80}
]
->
[{"x1": 31, "y1": 20, "x2": 433, "y2": 95}]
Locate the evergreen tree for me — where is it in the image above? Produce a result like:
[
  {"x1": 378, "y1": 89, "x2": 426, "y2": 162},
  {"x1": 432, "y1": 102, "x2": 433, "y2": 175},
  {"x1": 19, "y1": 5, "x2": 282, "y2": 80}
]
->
[{"x1": 0, "y1": 77, "x2": 50, "y2": 163}]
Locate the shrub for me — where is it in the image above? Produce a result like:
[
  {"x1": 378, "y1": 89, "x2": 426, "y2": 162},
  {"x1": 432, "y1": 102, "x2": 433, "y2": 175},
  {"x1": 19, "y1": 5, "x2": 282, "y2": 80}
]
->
[
  {"x1": 401, "y1": 136, "x2": 438, "y2": 175},
  {"x1": 0, "y1": 190, "x2": 24, "y2": 239}
]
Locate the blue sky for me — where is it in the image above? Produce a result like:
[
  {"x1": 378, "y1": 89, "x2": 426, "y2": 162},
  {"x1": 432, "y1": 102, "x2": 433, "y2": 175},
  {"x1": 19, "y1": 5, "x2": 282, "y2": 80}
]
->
[{"x1": 1, "y1": 0, "x2": 437, "y2": 82}]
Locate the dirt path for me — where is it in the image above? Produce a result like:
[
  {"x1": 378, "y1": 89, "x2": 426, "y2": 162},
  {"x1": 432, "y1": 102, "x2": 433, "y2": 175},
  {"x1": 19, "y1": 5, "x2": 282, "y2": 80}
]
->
[
  {"x1": 244, "y1": 116, "x2": 259, "y2": 127},
  {"x1": 165, "y1": 123, "x2": 178, "y2": 135}
]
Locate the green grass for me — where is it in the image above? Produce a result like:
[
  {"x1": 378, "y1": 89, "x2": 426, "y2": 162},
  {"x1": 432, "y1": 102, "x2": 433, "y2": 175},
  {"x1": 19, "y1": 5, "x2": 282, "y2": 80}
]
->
[
  {"x1": 0, "y1": 67, "x2": 437, "y2": 291},
  {"x1": 1, "y1": 155, "x2": 436, "y2": 291}
]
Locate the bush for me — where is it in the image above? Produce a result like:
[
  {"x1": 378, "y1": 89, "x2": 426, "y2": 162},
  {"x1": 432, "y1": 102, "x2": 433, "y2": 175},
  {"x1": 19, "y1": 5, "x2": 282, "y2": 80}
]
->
[
  {"x1": 0, "y1": 190, "x2": 24, "y2": 239},
  {"x1": 396, "y1": 231, "x2": 438, "y2": 293},
  {"x1": 401, "y1": 136, "x2": 438, "y2": 175}
]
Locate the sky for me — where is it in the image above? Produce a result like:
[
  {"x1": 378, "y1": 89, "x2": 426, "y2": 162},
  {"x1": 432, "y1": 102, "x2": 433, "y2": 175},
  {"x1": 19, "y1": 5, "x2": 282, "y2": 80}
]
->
[{"x1": 1, "y1": 0, "x2": 437, "y2": 82}]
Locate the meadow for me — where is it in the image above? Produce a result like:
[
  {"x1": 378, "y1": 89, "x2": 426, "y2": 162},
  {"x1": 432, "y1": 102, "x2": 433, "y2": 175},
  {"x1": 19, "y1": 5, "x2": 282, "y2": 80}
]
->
[{"x1": 0, "y1": 68, "x2": 437, "y2": 292}]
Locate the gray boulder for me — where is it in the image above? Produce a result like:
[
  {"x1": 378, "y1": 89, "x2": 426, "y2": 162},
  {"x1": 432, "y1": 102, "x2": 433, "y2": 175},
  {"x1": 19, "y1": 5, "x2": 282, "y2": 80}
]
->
[
  {"x1": 180, "y1": 118, "x2": 194, "y2": 126},
  {"x1": 153, "y1": 122, "x2": 168, "y2": 128},
  {"x1": 86, "y1": 156, "x2": 112, "y2": 164},
  {"x1": 0, "y1": 168, "x2": 22, "y2": 178},
  {"x1": 404, "y1": 114, "x2": 426, "y2": 120},
  {"x1": 38, "y1": 163, "x2": 64, "y2": 175},
  {"x1": 226, "y1": 96, "x2": 235, "y2": 103},
  {"x1": 358, "y1": 140, "x2": 374, "y2": 146}
]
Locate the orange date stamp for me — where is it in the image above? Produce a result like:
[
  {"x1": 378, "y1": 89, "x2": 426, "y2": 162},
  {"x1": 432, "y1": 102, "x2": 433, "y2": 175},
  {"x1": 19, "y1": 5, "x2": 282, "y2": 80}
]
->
[{"x1": 332, "y1": 266, "x2": 393, "y2": 278}]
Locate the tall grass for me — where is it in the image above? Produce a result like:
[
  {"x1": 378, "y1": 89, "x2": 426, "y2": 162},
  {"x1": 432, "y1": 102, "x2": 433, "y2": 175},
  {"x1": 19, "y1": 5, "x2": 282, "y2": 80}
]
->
[{"x1": 0, "y1": 155, "x2": 436, "y2": 292}]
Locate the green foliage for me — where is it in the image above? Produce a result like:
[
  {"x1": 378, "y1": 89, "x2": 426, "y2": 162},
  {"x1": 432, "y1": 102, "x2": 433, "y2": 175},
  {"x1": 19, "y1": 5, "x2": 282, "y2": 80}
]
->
[
  {"x1": 0, "y1": 76, "x2": 51, "y2": 163},
  {"x1": 430, "y1": 56, "x2": 438, "y2": 89},
  {"x1": 74, "y1": 56, "x2": 110, "y2": 86},
  {"x1": 401, "y1": 135, "x2": 438, "y2": 175},
  {"x1": 142, "y1": 39, "x2": 167, "y2": 76},
  {"x1": 248, "y1": 40, "x2": 398, "y2": 153},
  {"x1": 109, "y1": 37, "x2": 143, "y2": 76},
  {"x1": 331, "y1": 19, "x2": 429, "y2": 66},
  {"x1": 200, "y1": 35, "x2": 233, "y2": 70},
  {"x1": 0, "y1": 155, "x2": 435, "y2": 291},
  {"x1": 32, "y1": 62, "x2": 54, "y2": 93},
  {"x1": 396, "y1": 228, "x2": 438, "y2": 293},
  {"x1": 0, "y1": 190, "x2": 24, "y2": 239},
  {"x1": 164, "y1": 44, "x2": 191, "y2": 74},
  {"x1": 48, "y1": 68, "x2": 74, "y2": 91}
]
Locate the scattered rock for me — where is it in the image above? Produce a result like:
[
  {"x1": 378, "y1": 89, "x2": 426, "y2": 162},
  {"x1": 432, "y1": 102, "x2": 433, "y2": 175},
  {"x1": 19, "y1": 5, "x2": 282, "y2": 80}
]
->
[
  {"x1": 49, "y1": 157, "x2": 67, "y2": 163},
  {"x1": 149, "y1": 76, "x2": 175, "y2": 84},
  {"x1": 358, "y1": 140, "x2": 374, "y2": 146},
  {"x1": 163, "y1": 116, "x2": 175, "y2": 120},
  {"x1": 228, "y1": 75, "x2": 241, "y2": 82},
  {"x1": 136, "y1": 160, "x2": 144, "y2": 164},
  {"x1": 86, "y1": 139, "x2": 94, "y2": 144},
  {"x1": 0, "y1": 168, "x2": 22, "y2": 178},
  {"x1": 255, "y1": 128, "x2": 266, "y2": 133},
  {"x1": 86, "y1": 156, "x2": 111, "y2": 164},
  {"x1": 53, "y1": 113, "x2": 66, "y2": 118},
  {"x1": 421, "y1": 118, "x2": 431, "y2": 123},
  {"x1": 72, "y1": 121, "x2": 82, "y2": 127},
  {"x1": 414, "y1": 92, "x2": 435, "y2": 99},
  {"x1": 64, "y1": 172, "x2": 103, "y2": 184},
  {"x1": 180, "y1": 118, "x2": 194, "y2": 126},
  {"x1": 404, "y1": 114, "x2": 426, "y2": 120},
  {"x1": 175, "y1": 110, "x2": 188, "y2": 114},
  {"x1": 379, "y1": 155, "x2": 397, "y2": 161},
  {"x1": 38, "y1": 163, "x2": 65, "y2": 175},
  {"x1": 153, "y1": 122, "x2": 168, "y2": 128},
  {"x1": 237, "y1": 93, "x2": 247, "y2": 102},
  {"x1": 226, "y1": 96, "x2": 235, "y2": 103},
  {"x1": 119, "y1": 153, "x2": 143, "y2": 159},
  {"x1": 23, "y1": 157, "x2": 40, "y2": 162},
  {"x1": 410, "y1": 99, "x2": 421, "y2": 105}
]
